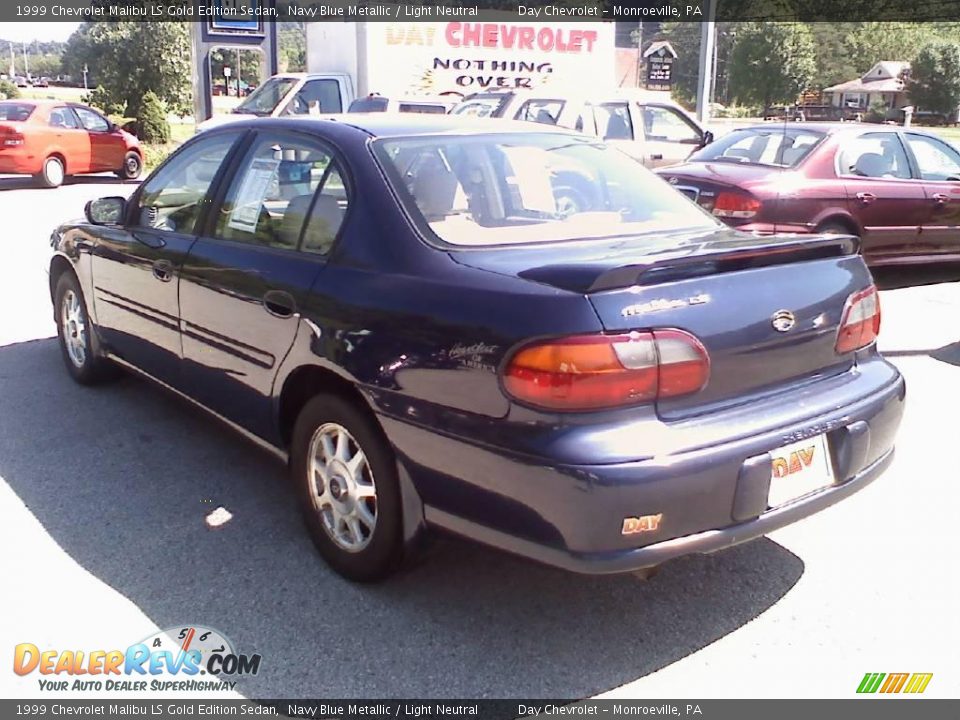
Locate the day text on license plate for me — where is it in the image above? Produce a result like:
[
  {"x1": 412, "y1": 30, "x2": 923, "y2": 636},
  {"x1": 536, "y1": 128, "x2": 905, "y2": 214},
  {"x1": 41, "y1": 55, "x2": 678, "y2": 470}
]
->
[{"x1": 767, "y1": 433, "x2": 835, "y2": 508}]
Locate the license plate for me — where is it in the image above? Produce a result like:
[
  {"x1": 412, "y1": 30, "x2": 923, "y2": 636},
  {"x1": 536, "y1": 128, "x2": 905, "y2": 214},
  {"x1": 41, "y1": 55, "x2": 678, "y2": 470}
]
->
[{"x1": 767, "y1": 434, "x2": 835, "y2": 508}]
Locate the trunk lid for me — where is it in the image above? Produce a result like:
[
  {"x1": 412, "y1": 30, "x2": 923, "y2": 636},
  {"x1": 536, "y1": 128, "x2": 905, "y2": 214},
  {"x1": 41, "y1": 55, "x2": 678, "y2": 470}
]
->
[
  {"x1": 657, "y1": 162, "x2": 775, "y2": 214},
  {"x1": 454, "y1": 228, "x2": 871, "y2": 418}
]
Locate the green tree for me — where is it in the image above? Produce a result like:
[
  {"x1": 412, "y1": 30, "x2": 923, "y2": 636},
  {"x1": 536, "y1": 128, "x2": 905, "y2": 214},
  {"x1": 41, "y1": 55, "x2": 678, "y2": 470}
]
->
[
  {"x1": 909, "y1": 40, "x2": 960, "y2": 115},
  {"x1": 728, "y1": 22, "x2": 816, "y2": 108},
  {"x1": 135, "y1": 91, "x2": 171, "y2": 143},
  {"x1": 0, "y1": 80, "x2": 19, "y2": 99},
  {"x1": 278, "y1": 22, "x2": 306, "y2": 73},
  {"x1": 63, "y1": 21, "x2": 191, "y2": 117},
  {"x1": 658, "y1": 22, "x2": 741, "y2": 107}
]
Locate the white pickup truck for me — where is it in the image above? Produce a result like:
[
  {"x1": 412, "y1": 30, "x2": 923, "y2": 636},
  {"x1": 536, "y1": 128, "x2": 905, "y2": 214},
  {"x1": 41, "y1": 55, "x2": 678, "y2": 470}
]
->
[{"x1": 451, "y1": 88, "x2": 714, "y2": 168}]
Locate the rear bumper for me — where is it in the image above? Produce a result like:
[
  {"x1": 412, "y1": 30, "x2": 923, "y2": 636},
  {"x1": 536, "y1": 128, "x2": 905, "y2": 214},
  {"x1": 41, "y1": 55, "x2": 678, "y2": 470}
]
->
[
  {"x1": 735, "y1": 221, "x2": 815, "y2": 235},
  {"x1": 427, "y1": 445, "x2": 894, "y2": 574},
  {"x1": 0, "y1": 152, "x2": 37, "y2": 174},
  {"x1": 384, "y1": 360, "x2": 905, "y2": 574}
]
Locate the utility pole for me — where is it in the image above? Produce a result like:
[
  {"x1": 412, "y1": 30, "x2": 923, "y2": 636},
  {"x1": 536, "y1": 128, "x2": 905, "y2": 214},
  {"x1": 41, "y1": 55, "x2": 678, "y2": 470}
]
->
[
  {"x1": 22, "y1": 42, "x2": 28, "y2": 78},
  {"x1": 236, "y1": 47, "x2": 242, "y2": 97},
  {"x1": 82, "y1": 63, "x2": 88, "y2": 90},
  {"x1": 9, "y1": 44, "x2": 15, "y2": 78},
  {"x1": 636, "y1": 22, "x2": 643, "y2": 87},
  {"x1": 695, "y1": 0, "x2": 717, "y2": 124}
]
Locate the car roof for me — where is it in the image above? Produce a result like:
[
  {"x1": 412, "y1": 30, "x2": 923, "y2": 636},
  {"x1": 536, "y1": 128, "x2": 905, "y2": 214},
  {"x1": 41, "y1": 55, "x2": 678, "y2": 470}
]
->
[
  {"x1": 242, "y1": 114, "x2": 577, "y2": 138},
  {"x1": 731, "y1": 121, "x2": 944, "y2": 137}
]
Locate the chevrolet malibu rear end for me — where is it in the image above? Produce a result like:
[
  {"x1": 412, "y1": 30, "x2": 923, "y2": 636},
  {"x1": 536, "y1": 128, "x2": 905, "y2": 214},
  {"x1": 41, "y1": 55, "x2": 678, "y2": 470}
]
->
[
  {"x1": 373, "y1": 127, "x2": 904, "y2": 576},
  {"x1": 52, "y1": 118, "x2": 903, "y2": 582}
]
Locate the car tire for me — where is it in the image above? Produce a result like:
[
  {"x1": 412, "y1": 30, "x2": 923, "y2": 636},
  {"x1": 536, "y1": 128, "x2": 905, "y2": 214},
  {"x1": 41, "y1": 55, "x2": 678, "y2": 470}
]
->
[
  {"x1": 291, "y1": 393, "x2": 405, "y2": 582},
  {"x1": 38, "y1": 156, "x2": 65, "y2": 188},
  {"x1": 116, "y1": 151, "x2": 142, "y2": 181},
  {"x1": 817, "y1": 221, "x2": 858, "y2": 237},
  {"x1": 54, "y1": 272, "x2": 117, "y2": 385}
]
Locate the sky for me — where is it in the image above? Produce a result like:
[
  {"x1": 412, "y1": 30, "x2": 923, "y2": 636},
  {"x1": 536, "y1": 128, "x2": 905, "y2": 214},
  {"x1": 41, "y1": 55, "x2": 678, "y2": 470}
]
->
[{"x1": 0, "y1": 23, "x2": 80, "y2": 44}]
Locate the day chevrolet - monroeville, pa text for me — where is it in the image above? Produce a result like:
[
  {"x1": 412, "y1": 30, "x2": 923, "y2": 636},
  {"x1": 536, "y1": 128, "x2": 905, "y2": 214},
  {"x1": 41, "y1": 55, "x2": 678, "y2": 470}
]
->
[{"x1": 49, "y1": 115, "x2": 904, "y2": 581}]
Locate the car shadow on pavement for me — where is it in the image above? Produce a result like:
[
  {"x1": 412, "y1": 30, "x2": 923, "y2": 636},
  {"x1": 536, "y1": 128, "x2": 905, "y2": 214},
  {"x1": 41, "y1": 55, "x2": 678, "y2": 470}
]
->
[
  {"x1": 0, "y1": 175, "x2": 141, "y2": 192},
  {"x1": 0, "y1": 338, "x2": 805, "y2": 699}
]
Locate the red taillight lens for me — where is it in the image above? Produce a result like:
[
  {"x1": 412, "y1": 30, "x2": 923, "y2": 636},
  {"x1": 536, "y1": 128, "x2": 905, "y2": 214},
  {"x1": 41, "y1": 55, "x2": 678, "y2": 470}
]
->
[
  {"x1": 1, "y1": 133, "x2": 23, "y2": 147},
  {"x1": 835, "y1": 285, "x2": 881, "y2": 354},
  {"x1": 712, "y1": 191, "x2": 761, "y2": 219},
  {"x1": 503, "y1": 329, "x2": 710, "y2": 411}
]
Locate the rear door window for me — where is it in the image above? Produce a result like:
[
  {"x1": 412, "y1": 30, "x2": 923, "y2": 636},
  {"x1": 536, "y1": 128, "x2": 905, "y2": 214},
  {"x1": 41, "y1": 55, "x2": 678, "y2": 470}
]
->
[
  {"x1": 213, "y1": 132, "x2": 349, "y2": 254},
  {"x1": 49, "y1": 106, "x2": 80, "y2": 129},
  {"x1": 837, "y1": 132, "x2": 912, "y2": 179}
]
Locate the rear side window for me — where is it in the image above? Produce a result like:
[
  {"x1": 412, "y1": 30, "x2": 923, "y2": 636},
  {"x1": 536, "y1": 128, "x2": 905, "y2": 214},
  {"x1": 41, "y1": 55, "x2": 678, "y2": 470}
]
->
[
  {"x1": 837, "y1": 132, "x2": 911, "y2": 179},
  {"x1": 214, "y1": 133, "x2": 348, "y2": 255},
  {"x1": 49, "y1": 107, "x2": 80, "y2": 129},
  {"x1": 904, "y1": 134, "x2": 960, "y2": 181},
  {"x1": 0, "y1": 103, "x2": 35, "y2": 121},
  {"x1": 136, "y1": 133, "x2": 239, "y2": 234}
]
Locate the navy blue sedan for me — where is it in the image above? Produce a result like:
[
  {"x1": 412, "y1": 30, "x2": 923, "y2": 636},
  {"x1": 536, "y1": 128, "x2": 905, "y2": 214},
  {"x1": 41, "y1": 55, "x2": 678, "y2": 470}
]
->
[{"x1": 49, "y1": 116, "x2": 905, "y2": 581}]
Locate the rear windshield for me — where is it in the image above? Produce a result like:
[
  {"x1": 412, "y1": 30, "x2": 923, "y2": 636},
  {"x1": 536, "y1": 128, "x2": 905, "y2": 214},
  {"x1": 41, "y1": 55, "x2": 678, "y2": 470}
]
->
[
  {"x1": 374, "y1": 133, "x2": 719, "y2": 247},
  {"x1": 0, "y1": 103, "x2": 35, "y2": 121},
  {"x1": 691, "y1": 128, "x2": 825, "y2": 167}
]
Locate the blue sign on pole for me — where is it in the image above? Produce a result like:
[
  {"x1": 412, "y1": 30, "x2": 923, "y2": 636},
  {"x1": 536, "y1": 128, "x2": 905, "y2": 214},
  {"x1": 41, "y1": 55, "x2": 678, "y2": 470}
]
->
[{"x1": 208, "y1": 0, "x2": 264, "y2": 35}]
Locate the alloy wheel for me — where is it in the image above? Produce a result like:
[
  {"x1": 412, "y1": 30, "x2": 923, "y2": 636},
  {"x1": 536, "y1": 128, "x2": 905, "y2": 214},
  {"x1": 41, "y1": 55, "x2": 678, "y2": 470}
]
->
[
  {"x1": 307, "y1": 422, "x2": 378, "y2": 552},
  {"x1": 61, "y1": 289, "x2": 87, "y2": 368}
]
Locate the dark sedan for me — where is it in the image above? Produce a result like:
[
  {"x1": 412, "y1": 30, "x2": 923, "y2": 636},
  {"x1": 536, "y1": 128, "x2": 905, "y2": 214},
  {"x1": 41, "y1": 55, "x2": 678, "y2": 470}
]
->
[
  {"x1": 49, "y1": 116, "x2": 904, "y2": 581},
  {"x1": 657, "y1": 123, "x2": 960, "y2": 267}
]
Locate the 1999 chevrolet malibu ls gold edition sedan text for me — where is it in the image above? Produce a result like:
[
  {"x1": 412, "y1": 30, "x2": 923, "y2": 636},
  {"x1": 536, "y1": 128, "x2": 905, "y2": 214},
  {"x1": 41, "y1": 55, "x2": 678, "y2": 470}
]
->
[{"x1": 48, "y1": 116, "x2": 905, "y2": 581}]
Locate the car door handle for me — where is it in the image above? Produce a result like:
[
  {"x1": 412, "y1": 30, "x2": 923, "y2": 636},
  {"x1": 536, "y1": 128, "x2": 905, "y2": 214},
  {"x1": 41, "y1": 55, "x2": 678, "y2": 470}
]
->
[
  {"x1": 152, "y1": 259, "x2": 173, "y2": 282},
  {"x1": 650, "y1": 153, "x2": 664, "y2": 161},
  {"x1": 262, "y1": 289, "x2": 297, "y2": 318},
  {"x1": 932, "y1": 193, "x2": 949, "y2": 204},
  {"x1": 856, "y1": 192, "x2": 876, "y2": 205}
]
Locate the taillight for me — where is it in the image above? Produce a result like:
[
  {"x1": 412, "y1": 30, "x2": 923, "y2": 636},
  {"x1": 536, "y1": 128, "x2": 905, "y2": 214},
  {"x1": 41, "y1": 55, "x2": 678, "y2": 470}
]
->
[
  {"x1": 835, "y1": 285, "x2": 881, "y2": 354},
  {"x1": 503, "y1": 329, "x2": 710, "y2": 411},
  {"x1": 712, "y1": 191, "x2": 761, "y2": 219},
  {"x1": 1, "y1": 133, "x2": 23, "y2": 147}
]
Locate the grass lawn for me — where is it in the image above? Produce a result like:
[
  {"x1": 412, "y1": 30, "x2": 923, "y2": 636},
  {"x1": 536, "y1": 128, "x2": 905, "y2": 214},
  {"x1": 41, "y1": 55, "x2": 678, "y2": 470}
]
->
[{"x1": 928, "y1": 125, "x2": 960, "y2": 145}]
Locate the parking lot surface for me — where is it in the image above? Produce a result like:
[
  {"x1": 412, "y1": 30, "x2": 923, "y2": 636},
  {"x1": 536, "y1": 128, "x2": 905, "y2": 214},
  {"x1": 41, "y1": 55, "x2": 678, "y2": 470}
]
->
[{"x1": 0, "y1": 175, "x2": 957, "y2": 699}]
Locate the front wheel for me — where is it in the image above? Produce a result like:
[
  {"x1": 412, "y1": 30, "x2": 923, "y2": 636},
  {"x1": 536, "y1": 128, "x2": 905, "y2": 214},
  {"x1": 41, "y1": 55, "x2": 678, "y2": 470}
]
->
[
  {"x1": 116, "y1": 151, "x2": 142, "y2": 180},
  {"x1": 54, "y1": 272, "x2": 117, "y2": 385},
  {"x1": 291, "y1": 394, "x2": 405, "y2": 582}
]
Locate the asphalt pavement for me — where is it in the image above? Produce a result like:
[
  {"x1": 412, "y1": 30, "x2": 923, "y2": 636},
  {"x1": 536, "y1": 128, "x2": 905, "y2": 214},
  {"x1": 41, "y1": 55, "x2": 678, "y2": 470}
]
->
[{"x1": 0, "y1": 174, "x2": 957, "y2": 700}]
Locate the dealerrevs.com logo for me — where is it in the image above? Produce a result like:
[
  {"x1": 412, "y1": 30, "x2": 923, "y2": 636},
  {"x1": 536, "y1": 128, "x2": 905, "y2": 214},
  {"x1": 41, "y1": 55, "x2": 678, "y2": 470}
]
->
[{"x1": 13, "y1": 625, "x2": 262, "y2": 693}]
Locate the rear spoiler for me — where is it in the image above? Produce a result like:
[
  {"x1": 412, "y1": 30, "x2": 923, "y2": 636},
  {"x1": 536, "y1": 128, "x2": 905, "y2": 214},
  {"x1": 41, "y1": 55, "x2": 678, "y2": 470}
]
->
[{"x1": 587, "y1": 234, "x2": 860, "y2": 292}]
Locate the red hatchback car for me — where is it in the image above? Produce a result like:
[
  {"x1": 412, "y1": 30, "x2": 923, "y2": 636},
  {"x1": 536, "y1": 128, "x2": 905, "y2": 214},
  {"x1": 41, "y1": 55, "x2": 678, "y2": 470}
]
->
[
  {"x1": 657, "y1": 123, "x2": 960, "y2": 266},
  {"x1": 0, "y1": 100, "x2": 142, "y2": 188}
]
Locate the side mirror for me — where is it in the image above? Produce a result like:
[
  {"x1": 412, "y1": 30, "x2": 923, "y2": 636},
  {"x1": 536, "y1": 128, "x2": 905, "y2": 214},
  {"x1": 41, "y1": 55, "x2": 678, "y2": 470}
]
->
[
  {"x1": 85, "y1": 196, "x2": 126, "y2": 225},
  {"x1": 699, "y1": 130, "x2": 714, "y2": 148}
]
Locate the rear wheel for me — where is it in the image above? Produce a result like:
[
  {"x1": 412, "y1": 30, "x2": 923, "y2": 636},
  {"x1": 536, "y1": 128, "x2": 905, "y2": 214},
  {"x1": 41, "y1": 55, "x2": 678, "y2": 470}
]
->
[
  {"x1": 38, "y1": 156, "x2": 65, "y2": 188},
  {"x1": 116, "y1": 151, "x2": 142, "y2": 180},
  {"x1": 291, "y1": 394, "x2": 405, "y2": 582},
  {"x1": 54, "y1": 272, "x2": 117, "y2": 385},
  {"x1": 817, "y1": 220, "x2": 858, "y2": 237}
]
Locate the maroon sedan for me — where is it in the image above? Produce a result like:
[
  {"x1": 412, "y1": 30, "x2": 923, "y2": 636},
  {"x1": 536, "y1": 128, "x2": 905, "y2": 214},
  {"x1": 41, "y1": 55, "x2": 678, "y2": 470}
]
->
[{"x1": 656, "y1": 123, "x2": 960, "y2": 266}]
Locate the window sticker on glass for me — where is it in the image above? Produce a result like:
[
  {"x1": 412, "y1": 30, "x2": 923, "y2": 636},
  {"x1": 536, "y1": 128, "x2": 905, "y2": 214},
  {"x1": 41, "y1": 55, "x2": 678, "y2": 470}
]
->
[
  {"x1": 228, "y1": 157, "x2": 280, "y2": 233},
  {"x1": 501, "y1": 146, "x2": 557, "y2": 215}
]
